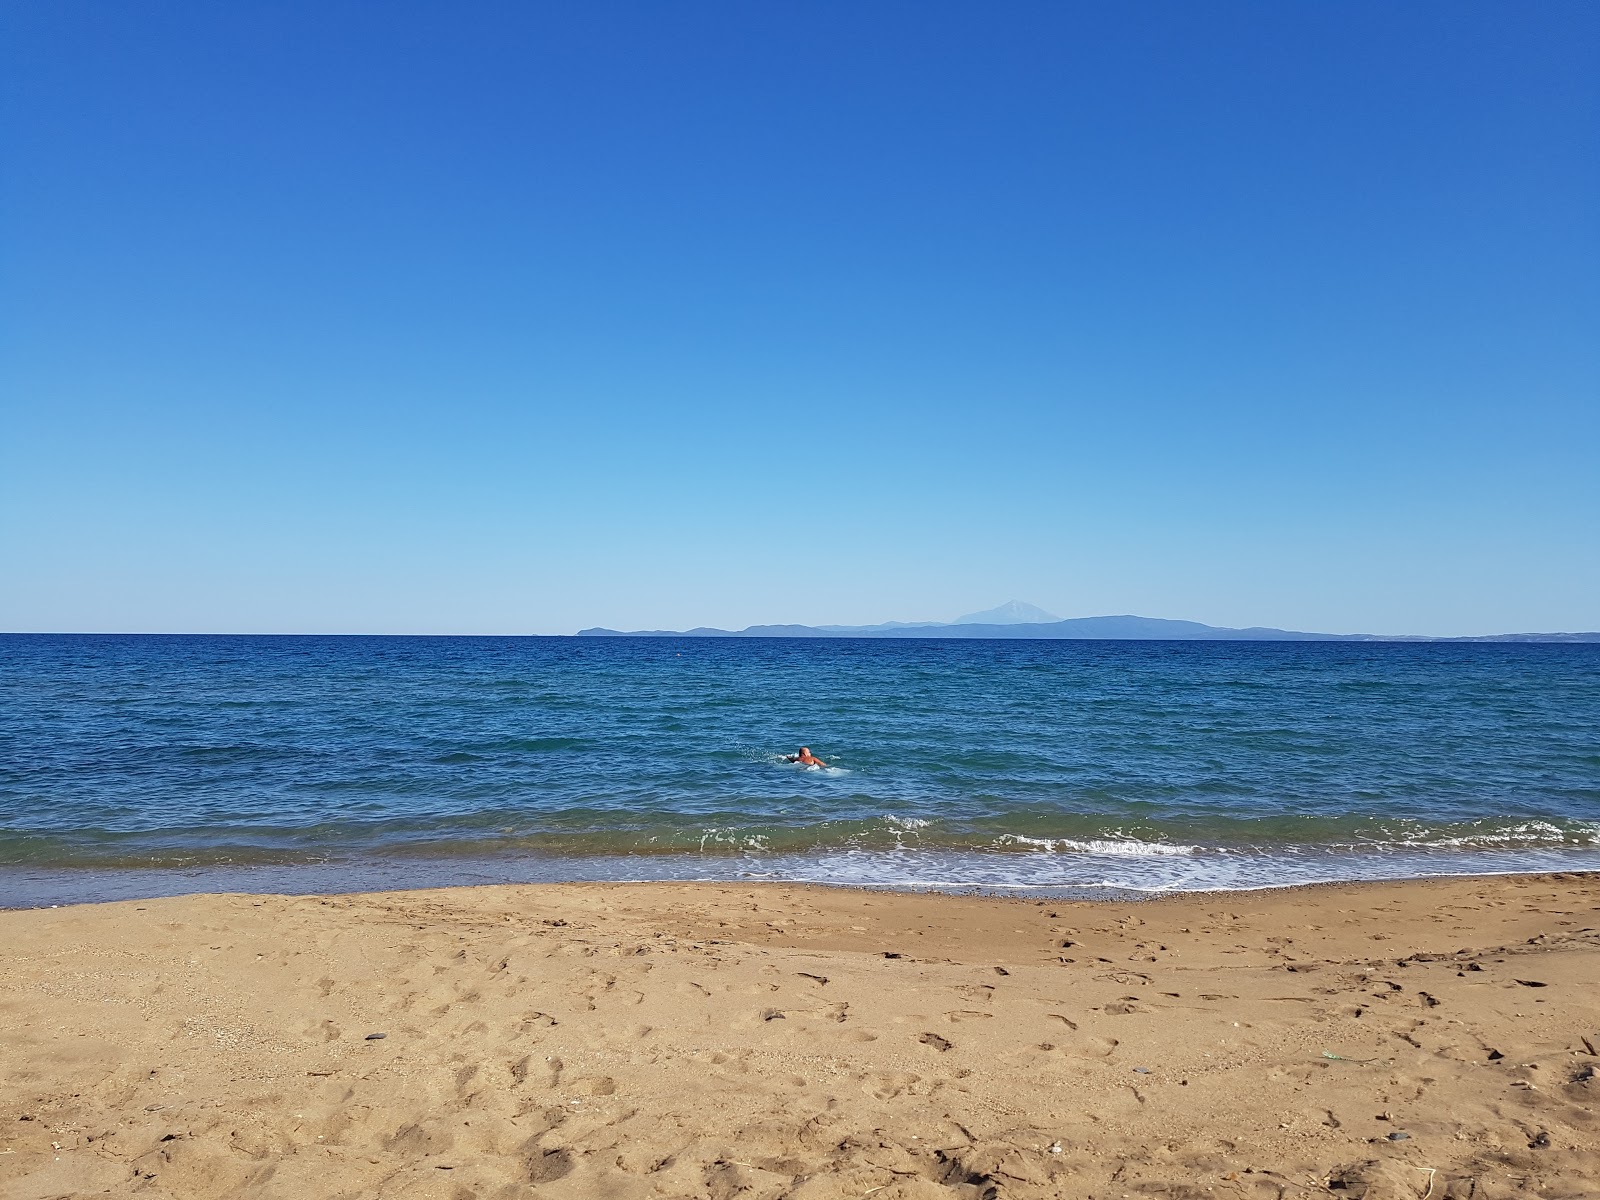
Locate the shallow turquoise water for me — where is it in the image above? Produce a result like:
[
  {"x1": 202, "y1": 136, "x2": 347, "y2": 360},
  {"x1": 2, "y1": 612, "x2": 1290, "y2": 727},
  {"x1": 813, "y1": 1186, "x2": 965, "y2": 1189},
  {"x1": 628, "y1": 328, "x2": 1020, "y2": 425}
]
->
[{"x1": 2, "y1": 635, "x2": 1597, "y2": 903}]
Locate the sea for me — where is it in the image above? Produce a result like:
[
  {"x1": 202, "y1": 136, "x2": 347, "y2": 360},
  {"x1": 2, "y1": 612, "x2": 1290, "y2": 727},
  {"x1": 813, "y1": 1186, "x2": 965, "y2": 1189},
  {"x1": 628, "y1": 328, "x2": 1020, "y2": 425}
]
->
[{"x1": 2, "y1": 634, "x2": 1598, "y2": 907}]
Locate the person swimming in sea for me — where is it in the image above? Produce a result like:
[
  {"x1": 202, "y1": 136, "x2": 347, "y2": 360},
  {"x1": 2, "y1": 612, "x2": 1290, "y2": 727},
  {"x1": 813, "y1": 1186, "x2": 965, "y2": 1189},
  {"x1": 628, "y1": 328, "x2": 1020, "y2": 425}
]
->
[{"x1": 784, "y1": 747, "x2": 827, "y2": 767}]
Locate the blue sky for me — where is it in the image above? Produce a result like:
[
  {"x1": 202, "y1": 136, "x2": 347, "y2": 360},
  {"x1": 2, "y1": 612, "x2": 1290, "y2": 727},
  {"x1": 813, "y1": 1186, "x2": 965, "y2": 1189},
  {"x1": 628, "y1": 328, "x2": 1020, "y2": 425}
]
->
[{"x1": 3, "y1": 1, "x2": 1596, "y2": 636}]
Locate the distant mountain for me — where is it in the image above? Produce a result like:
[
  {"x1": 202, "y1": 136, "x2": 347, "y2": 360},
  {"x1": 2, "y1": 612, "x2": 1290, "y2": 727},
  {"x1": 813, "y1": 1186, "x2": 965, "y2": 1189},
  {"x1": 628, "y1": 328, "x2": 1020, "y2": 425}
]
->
[
  {"x1": 578, "y1": 615, "x2": 1345, "y2": 640},
  {"x1": 812, "y1": 620, "x2": 947, "y2": 633},
  {"x1": 576, "y1": 615, "x2": 1600, "y2": 642},
  {"x1": 954, "y1": 600, "x2": 1061, "y2": 625}
]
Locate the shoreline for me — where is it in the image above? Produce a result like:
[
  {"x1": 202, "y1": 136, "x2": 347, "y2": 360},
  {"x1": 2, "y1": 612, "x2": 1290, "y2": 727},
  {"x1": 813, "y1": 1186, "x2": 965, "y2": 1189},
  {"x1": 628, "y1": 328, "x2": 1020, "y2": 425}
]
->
[
  {"x1": 4, "y1": 872, "x2": 1597, "y2": 1197},
  {"x1": 8, "y1": 851, "x2": 1600, "y2": 911}
]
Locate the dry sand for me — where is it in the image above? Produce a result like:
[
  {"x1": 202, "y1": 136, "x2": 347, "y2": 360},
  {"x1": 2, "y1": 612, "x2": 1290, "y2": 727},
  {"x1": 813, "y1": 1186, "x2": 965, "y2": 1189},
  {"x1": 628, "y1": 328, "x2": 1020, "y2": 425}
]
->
[{"x1": 2, "y1": 873, "x2": 1597, "y2": 1199}]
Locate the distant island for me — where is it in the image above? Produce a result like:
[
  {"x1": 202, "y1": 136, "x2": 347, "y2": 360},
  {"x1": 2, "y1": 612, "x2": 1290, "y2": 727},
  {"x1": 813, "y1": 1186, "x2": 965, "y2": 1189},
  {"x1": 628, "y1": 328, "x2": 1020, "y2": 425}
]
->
[{"x1": 577, "y1": 601, "x2": 1599, "y2": 642}]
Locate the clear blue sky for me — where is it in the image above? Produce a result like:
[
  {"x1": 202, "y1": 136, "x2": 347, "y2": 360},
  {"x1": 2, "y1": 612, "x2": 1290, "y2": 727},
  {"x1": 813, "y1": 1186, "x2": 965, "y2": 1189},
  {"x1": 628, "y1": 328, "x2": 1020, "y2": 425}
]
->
[{"x1": 3, "y1": 2, "x2": 1596, "y2": 636}]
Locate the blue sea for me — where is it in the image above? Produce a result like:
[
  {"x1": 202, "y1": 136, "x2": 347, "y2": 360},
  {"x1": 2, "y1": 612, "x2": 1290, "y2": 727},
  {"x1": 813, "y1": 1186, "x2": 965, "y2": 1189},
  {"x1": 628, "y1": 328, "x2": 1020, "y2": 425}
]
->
[{"x1": 2, "y1": 634, "x2": 1598, "y2": 906}]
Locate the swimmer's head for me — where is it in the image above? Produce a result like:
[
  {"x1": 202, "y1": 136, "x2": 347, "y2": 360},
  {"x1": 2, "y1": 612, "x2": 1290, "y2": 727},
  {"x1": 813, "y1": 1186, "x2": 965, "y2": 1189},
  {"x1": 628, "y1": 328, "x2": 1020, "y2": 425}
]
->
[{"x1": 799, "y1": 747, "x2": 810, "y2": 755}]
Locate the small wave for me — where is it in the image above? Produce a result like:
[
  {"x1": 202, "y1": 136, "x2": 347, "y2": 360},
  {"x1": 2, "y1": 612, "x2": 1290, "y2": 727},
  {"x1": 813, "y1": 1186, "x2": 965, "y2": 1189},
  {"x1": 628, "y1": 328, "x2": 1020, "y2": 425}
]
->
[
  {"x1": 1339, "y1": 820, "x2": 1600, "y2": 852},
  {"x1": 1447, "y1": 820, "x2": 1596, "y2": 847},
  {"x1": 479, "y1": 736, "x2": 586, "y2": 754},
  {"x1": 696, "y1": 827, "x2": 771, "y2": 854},
  {"x1": 993, "y1": 834, "x2": 1197, "y2": 857}
]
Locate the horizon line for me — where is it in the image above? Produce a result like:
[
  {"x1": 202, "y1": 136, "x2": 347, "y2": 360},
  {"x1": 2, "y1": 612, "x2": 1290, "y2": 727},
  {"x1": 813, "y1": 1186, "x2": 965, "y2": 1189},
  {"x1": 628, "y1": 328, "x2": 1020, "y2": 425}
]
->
[{"x1": 4, "y1": 628, "x2": 1599, "y2": 641}]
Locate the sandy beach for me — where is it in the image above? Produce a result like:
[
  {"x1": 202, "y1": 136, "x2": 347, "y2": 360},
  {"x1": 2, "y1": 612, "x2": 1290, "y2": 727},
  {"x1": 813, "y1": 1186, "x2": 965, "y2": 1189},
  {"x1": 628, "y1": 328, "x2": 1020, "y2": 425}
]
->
[{"x1": 2, "y1": 873, "x2": 1597, "y2": 1199}]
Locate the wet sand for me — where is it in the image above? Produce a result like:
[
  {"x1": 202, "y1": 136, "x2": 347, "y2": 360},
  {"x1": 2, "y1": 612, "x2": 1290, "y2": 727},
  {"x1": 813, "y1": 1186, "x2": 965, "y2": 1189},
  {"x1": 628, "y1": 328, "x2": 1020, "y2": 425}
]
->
[{"x1": 2, "y1": 873, "x2": 1597, "y2": 1199}]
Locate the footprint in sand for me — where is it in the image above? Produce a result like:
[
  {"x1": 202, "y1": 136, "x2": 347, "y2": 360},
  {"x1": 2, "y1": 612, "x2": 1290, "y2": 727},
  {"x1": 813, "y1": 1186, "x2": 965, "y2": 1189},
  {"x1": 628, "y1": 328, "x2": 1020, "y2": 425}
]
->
[
  {"x1": 385, "y1": 1122, "x2": 456, "y2": 1156},
  {"x1": 865, "y1": 1070, "x2": 923, "y2": 1099},
  {"x1": 1073, "y1": 1036, "x2": 1120, "y2": 1058},
  {"x1": 526, "y1": 1147, "x2": 574, "y2": 1183}
]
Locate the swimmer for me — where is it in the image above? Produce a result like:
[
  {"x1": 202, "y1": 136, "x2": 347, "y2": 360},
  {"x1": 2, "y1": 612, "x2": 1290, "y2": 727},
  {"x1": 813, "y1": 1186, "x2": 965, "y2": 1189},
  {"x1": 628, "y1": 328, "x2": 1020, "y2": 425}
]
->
[{"x1": 784, "y1": 746, "x2": 827, "y2": 768}]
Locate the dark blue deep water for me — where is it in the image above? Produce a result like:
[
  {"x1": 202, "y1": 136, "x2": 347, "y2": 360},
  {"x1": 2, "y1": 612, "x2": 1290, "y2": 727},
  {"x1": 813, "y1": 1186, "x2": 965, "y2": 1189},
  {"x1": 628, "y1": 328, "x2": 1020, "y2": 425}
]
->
[{"x1": 2, "y1": 635, "x2": 1597, "y2": 904}]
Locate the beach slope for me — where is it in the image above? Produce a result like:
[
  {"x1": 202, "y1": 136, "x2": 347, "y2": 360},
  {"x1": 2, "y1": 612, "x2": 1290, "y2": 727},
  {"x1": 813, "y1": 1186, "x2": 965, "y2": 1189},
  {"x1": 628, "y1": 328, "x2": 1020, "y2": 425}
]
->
[{"x1": 2, "y1": 874, "x2": 1597, "y2": 1198}]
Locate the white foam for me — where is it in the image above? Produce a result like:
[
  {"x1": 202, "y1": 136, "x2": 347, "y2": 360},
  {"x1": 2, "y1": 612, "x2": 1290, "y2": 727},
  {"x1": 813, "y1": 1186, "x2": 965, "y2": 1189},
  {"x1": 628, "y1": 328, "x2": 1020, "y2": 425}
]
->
[
  {"x1": 1339, "y1": 821, "x2": 1599, "y2": 851},
  {"x1": 710, "y1": 842, "x2": 1600, "y2": 894},
  {"x1": 993, "y1": 834, "x2": 1197, "y2": 857},
  {"x1": 696, "y1": 827, "x2": 771, "y2": 854},
  {"x1": 1431, "y1": 821, "x2": 1589, "y2": 848},
  {"x1": 771, "y1": 757, "x2": 851, "y2": 775}
]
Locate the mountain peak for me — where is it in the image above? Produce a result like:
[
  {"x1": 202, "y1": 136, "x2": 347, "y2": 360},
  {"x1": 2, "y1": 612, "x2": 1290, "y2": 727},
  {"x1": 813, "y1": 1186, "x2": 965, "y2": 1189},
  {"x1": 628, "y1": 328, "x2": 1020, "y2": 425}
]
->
[{"x1": 953, "y1": 600, "x2": 1061, "y2": 625}]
